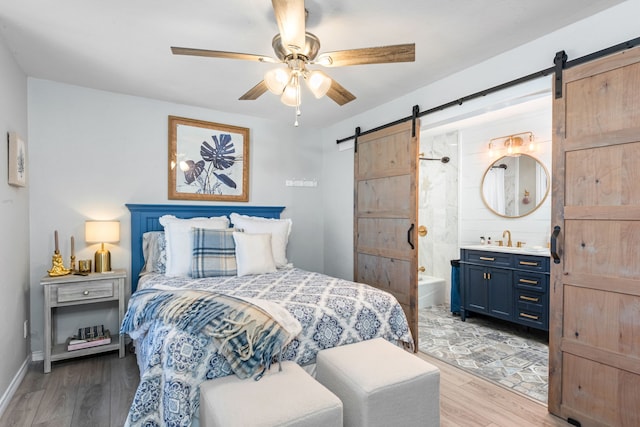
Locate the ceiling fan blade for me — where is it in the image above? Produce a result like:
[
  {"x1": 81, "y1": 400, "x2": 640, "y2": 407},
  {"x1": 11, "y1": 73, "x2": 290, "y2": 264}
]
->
[
  {"x1": 171, "y1": 47, "x2": 279, "y2": 63},
  {"x1": 317, "y1": 43, "x2": 415, "y2": 67},
  {"x1": 271, "y1": 0, "x2": 306, "y2": 53},
  {"x1": 326, "y1": 79, "x2": 356, "y2": 106},
  {"x1": 239, "y1": 81, "x2": 269, "y2": 100}
]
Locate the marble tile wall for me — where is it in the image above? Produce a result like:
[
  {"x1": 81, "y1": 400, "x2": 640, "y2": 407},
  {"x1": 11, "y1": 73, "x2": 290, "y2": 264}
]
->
[{"x1": 418, "y1": 131, "x2": 459, "y2": 303}]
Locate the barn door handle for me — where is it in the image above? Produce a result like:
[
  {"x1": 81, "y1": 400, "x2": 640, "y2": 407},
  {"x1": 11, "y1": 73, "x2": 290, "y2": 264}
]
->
[
  {"x1": 407, "y1": 223, "x2": 415, "y2": 249},
  {"x1": 550, "y1": 225, "x2": 561, "y2": 264}
]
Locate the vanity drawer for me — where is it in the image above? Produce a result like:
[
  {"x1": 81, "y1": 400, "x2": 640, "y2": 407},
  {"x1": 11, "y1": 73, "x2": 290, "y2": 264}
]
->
[
  {"x1": 56, "y1": 280, "x2": 116, "y2": 303},
  {"x1": 514, "y1": 271, "x2": 548, "y2": 292},
  {"x1": 516, "y1": 298, "x2": 547, "y2": 330},
  {"x1": 515, "y1": 289, "x2": 545, "y2": 309},
  {"x1": 513, "y1": 254, "x2": 549, "y2": 272},
  {"x1": 463, "y1": 250, "x2": 512, "y2": 267}
]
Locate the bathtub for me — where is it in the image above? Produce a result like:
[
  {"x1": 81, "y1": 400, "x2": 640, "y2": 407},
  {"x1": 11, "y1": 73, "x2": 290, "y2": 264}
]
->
[{"x1": 418, "y1": 274, "x2": 446, "y2": 309}]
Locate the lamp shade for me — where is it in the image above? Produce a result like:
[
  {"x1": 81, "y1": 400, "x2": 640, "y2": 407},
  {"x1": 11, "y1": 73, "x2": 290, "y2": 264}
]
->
[
  {"x1": 305, "y1": 70, "x2": 332, "y2": 98},
  {"x1": 264, "y1": 68, "x2": 291, "y2": 94},
  {"x1": 85, "y1": 221, "x2": 120, "y2": 243}
]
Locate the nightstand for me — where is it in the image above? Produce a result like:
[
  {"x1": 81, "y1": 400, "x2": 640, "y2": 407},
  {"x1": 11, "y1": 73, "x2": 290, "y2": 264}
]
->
[{"x1": 41, "y1": 269, "x2": 126, "y2": 373}]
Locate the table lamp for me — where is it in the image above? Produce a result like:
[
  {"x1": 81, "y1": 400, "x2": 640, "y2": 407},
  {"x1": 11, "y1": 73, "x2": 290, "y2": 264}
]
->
[{"x1": 85, "y1": 220, "x2": 120, "y2": 272}]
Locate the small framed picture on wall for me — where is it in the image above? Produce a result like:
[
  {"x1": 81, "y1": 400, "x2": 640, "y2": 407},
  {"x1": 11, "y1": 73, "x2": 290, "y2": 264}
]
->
[{"x1": 8, "y1": 132, "x2": 27, "y2": 187}]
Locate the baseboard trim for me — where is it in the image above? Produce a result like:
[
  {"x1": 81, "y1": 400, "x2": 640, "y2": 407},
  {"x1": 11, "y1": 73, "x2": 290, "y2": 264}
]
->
[
  {"x1": 0, "y1": 355, "x2": 30, "y2": 419},
  {"x1": 31, "y1": 350, "x2": 44, "y2": 362}
]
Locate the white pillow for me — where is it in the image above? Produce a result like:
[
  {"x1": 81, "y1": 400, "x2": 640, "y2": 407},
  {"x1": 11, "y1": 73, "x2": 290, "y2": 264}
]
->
[
  {"x1": 159, "y1": 215, "x2": 230, "y2": 276},
  {"x1": 232, "y1": 232, "x2": 277, "y2": 277},
  {"x1": 229, "y1": 213, "x2": 292, "y2": 268}
]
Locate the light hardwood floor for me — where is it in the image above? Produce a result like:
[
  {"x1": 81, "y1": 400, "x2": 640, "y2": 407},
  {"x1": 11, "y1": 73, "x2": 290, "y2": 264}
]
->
[{"x1": 0, "y1": 350, "x2": 571, "y2": 426}]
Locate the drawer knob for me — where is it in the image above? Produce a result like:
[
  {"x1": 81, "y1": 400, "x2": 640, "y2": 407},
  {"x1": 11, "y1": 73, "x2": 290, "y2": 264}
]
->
[
  {"x1": 519, "y1": 278, "x2": 539, "y2": 285},
  {"x1": 479, "y1": 256, "x2": 495, "y2": 261},
  {"x1": 83, "y1": 290, "x2": 89, "y2": 296},
  {"x1": 519, "y1": 261, "x2": 539, "y2": 266},
  {"x1": 520, "y1": 295, "x2": 539, "y2": 302}
]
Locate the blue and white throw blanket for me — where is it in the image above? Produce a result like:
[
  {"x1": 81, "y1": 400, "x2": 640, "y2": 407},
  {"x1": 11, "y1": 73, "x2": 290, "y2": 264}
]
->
[{"x1": 123, "y1": 267, "x2": 413, "y2": 426}]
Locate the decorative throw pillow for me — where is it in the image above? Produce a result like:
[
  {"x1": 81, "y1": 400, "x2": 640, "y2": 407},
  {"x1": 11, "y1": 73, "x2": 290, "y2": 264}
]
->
[
  {"x1": 191, "y1": 228, "x2": 237, "y2": 278},
  {"x1": 159, "y1": 215, "x2": 230, "y2": 276},
  {"x1": 232, "y1": 232, "x2": 277, "y2": 277},
  {"x1": 229, "y1": 213, "x2": 292, "y2": 268},
  {"x1": 141, "y1": 231, "x2": 166, "y2": 274}
]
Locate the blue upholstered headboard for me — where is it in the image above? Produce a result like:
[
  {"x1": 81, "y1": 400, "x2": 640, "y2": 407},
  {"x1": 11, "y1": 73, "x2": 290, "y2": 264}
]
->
[{"x1": 126, "y1": 204, "x2": 285, "y2": 292}]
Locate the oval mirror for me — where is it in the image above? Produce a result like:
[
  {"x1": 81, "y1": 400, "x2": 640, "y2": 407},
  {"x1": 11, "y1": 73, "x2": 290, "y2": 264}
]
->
[{"x1": 481, "y1": 154, "x2": 550, "y2": 218}]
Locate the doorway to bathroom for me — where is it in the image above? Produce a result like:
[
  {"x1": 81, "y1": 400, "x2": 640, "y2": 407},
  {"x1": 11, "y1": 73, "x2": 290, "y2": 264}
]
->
[{"x1": 416, "y1": 82, "x2": 552, "y2": 404}]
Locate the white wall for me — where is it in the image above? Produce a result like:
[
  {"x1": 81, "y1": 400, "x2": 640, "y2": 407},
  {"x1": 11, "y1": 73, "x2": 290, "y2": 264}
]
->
[
  {"x1": 321, "y1": 0, "x2": 640, "y2": 280},
  {"x1": 0, "y1": 35, "x2": 29, "y2": 412},
  {"x1": 27, "y1": 79, "x2": 325, "y2": 353}
]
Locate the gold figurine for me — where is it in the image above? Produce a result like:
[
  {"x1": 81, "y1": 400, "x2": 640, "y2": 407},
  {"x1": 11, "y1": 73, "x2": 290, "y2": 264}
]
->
[
  {"x1": 48, "y1": 230, "x2": 71, "y2": 276},
  {"x1": 48, "y1": 251, "x2": 71, "y2": 276}
]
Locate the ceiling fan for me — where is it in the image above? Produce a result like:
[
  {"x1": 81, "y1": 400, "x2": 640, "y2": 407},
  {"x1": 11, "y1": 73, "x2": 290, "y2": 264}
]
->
[{"x1": 171, "y1": 0, "x2": 415, "y2": 124}]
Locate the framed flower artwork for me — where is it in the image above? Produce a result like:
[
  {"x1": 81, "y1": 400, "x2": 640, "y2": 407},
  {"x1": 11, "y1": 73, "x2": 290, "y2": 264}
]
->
[
  {"x1": 8, "y1": 132, "x2": 27, "y2": 187},
  {"x1": 168, "y1": 116, "x2": 249, "y2": 201}
]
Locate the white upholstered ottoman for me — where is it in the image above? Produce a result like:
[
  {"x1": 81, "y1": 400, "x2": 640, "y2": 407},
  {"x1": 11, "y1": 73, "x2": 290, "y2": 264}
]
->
[
  {"x1": 199, "y1": 361, "x2": 343, "y2": 427},
  {"x1": 316, "y1": 338, "x2": 440, "y2": 427}
]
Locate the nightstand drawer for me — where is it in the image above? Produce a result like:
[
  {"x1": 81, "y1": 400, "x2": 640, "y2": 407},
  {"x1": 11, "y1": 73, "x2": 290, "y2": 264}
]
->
[{"x1": 57, "y1": 280, "x2": 115, "y2": 303}]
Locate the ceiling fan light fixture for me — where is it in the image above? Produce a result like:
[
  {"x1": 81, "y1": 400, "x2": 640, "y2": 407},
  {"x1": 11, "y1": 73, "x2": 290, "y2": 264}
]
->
[
  {"x1": 264, "y1": 67, "x2": 291, "y2": 94},
  {"x1": 305, "y1": 69, "x2": 331, "y2": 98},
  {"x1": 280, "y1": 75, "x2": 300, "y2": 107}
]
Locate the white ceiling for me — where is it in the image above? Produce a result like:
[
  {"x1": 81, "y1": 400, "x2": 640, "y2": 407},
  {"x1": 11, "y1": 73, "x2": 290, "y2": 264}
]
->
[{"x1": 0, "y1": 0, "x2": 626, "y2": 127}]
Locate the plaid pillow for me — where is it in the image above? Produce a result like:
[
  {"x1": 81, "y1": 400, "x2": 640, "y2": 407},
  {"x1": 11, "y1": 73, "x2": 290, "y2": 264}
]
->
[{"x1": 191, "y1": 228, "x2": 237, "y2": 278}]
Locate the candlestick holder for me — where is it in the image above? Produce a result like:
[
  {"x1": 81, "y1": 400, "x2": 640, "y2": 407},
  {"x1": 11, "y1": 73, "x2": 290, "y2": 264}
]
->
[
  {"x1": 48, "y1": 250, "x2": 71, "y2": 277},
  {"x1": 70, "y1": 255, "x2": 76, "y2": 273}
]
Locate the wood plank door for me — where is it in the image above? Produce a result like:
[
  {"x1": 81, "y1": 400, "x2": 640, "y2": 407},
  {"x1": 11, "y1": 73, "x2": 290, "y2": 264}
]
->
[
  {"x1": 549, "y1": 46, "x2": 640, "y2": 426},
  {"x1": 354, "y1": 120, "x2": 419, "y2": 349}
]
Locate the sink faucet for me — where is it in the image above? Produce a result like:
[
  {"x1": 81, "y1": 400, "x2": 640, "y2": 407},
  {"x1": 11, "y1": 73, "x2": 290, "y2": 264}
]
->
[{"x1": 503, "y1": 230, "x2": 512, "y2": 247}]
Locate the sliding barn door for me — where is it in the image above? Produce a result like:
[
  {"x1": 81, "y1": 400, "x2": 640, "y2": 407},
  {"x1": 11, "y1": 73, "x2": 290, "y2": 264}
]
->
[
  {"x1": 354, "y1": 121, "x2": 419, "y2": 349},
  {"x1": 549, "y1": 46, "x2": 640, "y2": 426}
]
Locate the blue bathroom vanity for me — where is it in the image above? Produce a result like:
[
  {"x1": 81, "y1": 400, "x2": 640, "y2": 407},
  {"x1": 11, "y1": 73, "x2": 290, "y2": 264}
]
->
[{"x1": 459, "y1": 245, "x2": 550, "y2": 331}]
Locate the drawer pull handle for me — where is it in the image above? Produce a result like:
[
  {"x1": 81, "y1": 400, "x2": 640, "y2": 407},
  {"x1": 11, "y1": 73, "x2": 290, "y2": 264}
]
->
[
  {"x1": 520, "y1": 312, "x2": 539, "y2": 320},
  {"x1": 520, "y1": 295, "x2": 539, "y2": 302},
  {"x1": 519, "y1": 261, "x2": 539, "y2": 266},
  {"x1": 83, "y1": 290, "x2": 89, "y2": 296},
  {"x1": 479, "y1": 257, "x2": 495, "y2": 261},
  {"x1": 519, "y1": 278, "x2": 539, "y2": 285}
]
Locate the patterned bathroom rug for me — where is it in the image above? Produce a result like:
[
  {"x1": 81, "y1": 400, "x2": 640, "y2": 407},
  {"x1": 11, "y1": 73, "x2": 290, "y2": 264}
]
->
[{"x1": 418, "y1": 304, "x2": 549, "y2": 404}]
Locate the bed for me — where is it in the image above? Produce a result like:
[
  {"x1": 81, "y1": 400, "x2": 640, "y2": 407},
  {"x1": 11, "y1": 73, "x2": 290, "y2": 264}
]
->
[{"x1": 122, "y1": 204, "x2": 414, "y2": 427}]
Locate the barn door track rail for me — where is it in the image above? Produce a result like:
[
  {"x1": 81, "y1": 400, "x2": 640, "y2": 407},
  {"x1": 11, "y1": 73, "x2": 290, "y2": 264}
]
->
[{"x1": 337, "y1": 35, "x2": 640, "y2": 145}]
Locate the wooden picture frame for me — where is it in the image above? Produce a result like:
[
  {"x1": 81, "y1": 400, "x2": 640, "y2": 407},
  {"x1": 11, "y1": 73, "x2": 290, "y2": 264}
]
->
[
  {"x1": 8, "y1": 132, "x2": 27, "y2": 187},
  {"x1": 168, "y1": 116, "x2": 249, "y2": 202}
]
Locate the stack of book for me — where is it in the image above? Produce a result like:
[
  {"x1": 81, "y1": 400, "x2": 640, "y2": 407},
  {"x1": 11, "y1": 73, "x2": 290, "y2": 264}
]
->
[{"x1": 67, "y1": 325, "x2": 111, "y2": 351}]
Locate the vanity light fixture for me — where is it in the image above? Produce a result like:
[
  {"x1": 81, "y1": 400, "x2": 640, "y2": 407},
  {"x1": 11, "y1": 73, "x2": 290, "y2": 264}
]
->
[{"x1": 488, "y1": 131, "x2": 535, "y2": 157}]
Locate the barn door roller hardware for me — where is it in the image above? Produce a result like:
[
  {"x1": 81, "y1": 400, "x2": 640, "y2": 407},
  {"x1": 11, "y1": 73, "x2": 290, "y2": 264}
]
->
[{"x1": 554, "y1": 50, "x2": 567, "y2": 99}]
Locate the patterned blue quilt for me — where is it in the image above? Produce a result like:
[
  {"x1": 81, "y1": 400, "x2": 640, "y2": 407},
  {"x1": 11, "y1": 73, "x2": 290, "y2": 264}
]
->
[{"x1": 123, "y1": 267, "x2": 414, "y2": 426}]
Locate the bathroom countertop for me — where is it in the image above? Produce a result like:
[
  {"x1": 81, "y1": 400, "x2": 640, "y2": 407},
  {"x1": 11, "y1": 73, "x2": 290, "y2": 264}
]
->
[{"x1": 461, "y1": 244, "x2": 550, "y2": 257}]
